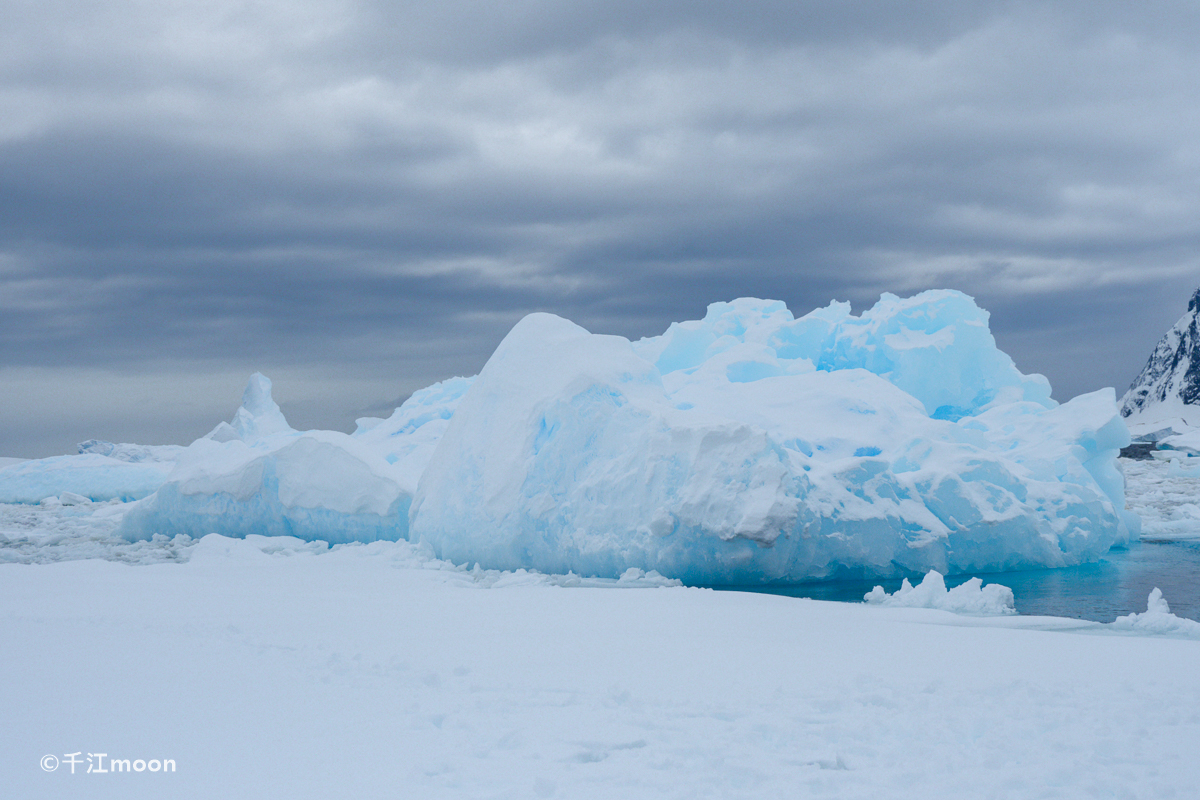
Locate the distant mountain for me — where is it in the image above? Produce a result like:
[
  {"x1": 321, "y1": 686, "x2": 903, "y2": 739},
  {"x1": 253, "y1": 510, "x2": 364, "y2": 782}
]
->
[{"x1": 1121, "y1": 287, "x2": 1200, "y2": 430}]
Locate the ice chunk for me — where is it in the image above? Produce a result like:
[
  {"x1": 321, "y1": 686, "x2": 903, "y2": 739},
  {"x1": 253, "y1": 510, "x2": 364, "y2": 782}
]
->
[
  {"x1": 1110, "y1": 589, "x2": 1200, "y2": 638},
  {"x1": 204, "y1": 422, "x2": 242, "y2": 443},
  {"x1": 231, "y1": 372, "x2": 293, "y2": 442},
  {"x1": 352, "y1": 376, "x2": 474, "y2": 493},
  {"x1": 77, "y1": 440, "x2": 186, "y2": 463},
  {"x1": 634, "y1": 291, "x2": 1053, "y2": 419},
  {"x1": 0, "y1": 453, "x2": 174, "y2": 504},
  {"x1": 412, "y1": 292, "x2": 1134, "y2": 583},
  {"x1": 863, "y1": 571, "x2": 1016, "y2": 615},
  {"x1": 120, "y1": 430, "x2": 410, "y2": 544},
  {"x1": 118, "y1": 374, "x2": 464, "y2": 544}
]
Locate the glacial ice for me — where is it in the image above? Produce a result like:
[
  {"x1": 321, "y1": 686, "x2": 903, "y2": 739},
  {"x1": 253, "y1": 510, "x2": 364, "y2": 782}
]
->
[
  {"x1": 0, "y1": 454, "x2": 174, "y2": 504},
  {"x1": 118, "y1": 374, "x2": 467, "y2": 543},
  {"x1": 8, "y1": 290, "x2": 1137, "y2": 583},
  {"x1": 863, "y1": 571, "x2": 1016, "y2": 615},
  {"x1": 1110, "y1": 588, "x2": 1200, "y2": 638},
  {"x1": 411, "y1": 291, "x2": 1136, "y2": 583}
]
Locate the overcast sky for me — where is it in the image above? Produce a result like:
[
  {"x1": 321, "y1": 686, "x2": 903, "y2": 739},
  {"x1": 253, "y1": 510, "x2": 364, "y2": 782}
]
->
[{"x1": 4, "y1": 0, "x2": 1200, "y2": 457}]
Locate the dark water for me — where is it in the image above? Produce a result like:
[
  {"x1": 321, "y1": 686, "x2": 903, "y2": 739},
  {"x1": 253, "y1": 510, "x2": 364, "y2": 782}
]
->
[{"x1": 724, "y1": 540, "x2": 1200, "y2": 623}]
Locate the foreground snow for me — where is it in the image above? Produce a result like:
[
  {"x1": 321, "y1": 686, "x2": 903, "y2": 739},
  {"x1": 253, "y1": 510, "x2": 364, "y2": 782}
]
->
[{"x1": 3, "y1": 533, "x2": 1198, "y2": 800}]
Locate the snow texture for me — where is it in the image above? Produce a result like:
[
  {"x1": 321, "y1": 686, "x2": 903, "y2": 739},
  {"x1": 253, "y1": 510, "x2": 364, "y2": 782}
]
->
[
  {"x1": 863, "y1": 570, "x2": 1016, "y2": 615},
  {"x1": 4, "y1": 527, "x2": 1200, "y2": 800},
  {"x1": 1122, "y1": 286, "x2": 1200, "y2": 429},
  {"x1": 413, "y1": 291, "x2": 1135, "y2": 583}
]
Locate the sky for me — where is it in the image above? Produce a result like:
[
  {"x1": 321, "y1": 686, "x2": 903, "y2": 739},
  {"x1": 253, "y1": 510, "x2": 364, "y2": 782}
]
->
[{"x1": 3, "y1": 0, "x2": 1200, "y2": 458}]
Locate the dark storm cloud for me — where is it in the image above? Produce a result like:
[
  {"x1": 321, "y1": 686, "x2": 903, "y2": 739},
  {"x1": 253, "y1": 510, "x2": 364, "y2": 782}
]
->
[{"x1": 4, "y1": 0, "x2": 1200, "y2": 455}]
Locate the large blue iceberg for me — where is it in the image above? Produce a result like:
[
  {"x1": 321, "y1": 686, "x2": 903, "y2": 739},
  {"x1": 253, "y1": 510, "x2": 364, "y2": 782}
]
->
[
  {"x1": 5, "y1": 289, "x2": 1135, "y2": 582},
  {"x1": 410, "y1": 291, "x2": 1136, "y2": 582}
]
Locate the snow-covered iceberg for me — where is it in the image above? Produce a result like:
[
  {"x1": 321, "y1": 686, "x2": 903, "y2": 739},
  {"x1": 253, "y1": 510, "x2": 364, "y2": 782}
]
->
[
  {"x1": 119, "y1": 374, "x2": 468, "y2": 544},
  {"x1": 411, "y1": 291, "x2": 1136, "y2": 583}
]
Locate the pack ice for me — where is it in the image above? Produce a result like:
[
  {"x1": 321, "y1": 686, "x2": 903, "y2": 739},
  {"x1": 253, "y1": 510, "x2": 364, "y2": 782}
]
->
[{"x1": 412, "y1": 291, "x2": 1136, "y2": 582}]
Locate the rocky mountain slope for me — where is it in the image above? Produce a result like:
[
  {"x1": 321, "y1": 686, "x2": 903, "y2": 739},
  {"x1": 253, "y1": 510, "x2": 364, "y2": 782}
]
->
[{"x1": 1121, "y1": 288, "x2": 1200, "y2": 430}]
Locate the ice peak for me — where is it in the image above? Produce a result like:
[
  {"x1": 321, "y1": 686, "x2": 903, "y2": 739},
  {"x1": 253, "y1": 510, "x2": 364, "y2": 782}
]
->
[
  {"x1": 202, "y1": 373, "x2": 294, "y2": 444},
  {"x1": 241, "y1": 373, "x2": 276, "y2": 418},
  {"x1": 232, "y1": 373, "x2": 293, "y2": 442}
]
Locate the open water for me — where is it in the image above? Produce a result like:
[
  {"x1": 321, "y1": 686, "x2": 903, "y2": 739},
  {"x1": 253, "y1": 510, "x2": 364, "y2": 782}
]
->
[{"x1": 733, "y1": 539, "x2": 1200, "y2": 623}]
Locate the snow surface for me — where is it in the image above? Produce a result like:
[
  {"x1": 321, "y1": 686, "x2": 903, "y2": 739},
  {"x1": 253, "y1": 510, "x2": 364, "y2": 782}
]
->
[
  {"x1": 414, "y1": 292, "x2": 1135, "y2": 582},
  {"x1": 4, "y1": 529, "x2": 1200, "y2": 800}
]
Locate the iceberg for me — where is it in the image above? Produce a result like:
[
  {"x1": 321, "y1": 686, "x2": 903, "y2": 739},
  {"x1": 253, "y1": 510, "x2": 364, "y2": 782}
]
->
[
  {"x1": 118, "y1": 373, "x2": 468, "y2": 543},
  {"x1": 1110, "y1": 588, "x2": 1200, "y2": 638},
  {"x1": 0, "y1": 439, "x2": 185, "y2": 505},
  {"x1": 0, "y1": 454, "x2": 174, "y2": 504},
  {"x1": 100, "y1": 290, "x2": 1135, "y2": 583},
  {"x1": 863, "y1": 571, "x2": 1016, "y2": 615},
  {"x1": 410, "y1": 291, "x2": 1136, "y2": 583}
]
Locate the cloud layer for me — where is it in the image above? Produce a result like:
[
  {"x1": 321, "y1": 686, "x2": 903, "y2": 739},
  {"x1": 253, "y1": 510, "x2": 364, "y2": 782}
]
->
[{"x1": 4, "y1": 1, "x2": 1200, "y2": 455}]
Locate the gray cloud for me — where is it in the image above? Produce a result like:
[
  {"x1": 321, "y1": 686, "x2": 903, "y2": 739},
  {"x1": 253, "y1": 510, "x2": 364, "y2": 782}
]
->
[{"x1": 4, "y1": 0, "x2": 1200, "y2": 456}]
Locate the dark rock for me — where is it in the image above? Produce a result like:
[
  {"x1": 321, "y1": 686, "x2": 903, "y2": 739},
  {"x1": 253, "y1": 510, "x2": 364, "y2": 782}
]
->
[{"x1": 1119, "y1": 442, "x2": 1157, "y2": 460}]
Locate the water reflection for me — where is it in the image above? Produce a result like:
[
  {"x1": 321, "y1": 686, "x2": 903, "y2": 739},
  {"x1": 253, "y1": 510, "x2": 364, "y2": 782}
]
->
[{"x1": 723, "y1": 540, "x2": 1200, "y2": 623}]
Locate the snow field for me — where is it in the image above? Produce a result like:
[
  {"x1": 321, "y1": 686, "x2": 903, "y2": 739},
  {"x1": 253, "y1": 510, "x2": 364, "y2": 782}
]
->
[{"x1": 3, "y1": 533, "x2": 1199, "y2": 800}]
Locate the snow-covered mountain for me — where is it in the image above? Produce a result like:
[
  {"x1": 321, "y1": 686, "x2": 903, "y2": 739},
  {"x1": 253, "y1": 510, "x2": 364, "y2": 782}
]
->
[{"x1": 1121, "y1": 287, "x2": 1200, "y2": 431}]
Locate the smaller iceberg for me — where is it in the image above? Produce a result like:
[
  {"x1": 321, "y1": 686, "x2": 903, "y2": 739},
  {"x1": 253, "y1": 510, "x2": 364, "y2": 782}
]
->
[
  {"x1": 0, "y1": 452, "x2": 176, "y2": 505},
  {"x1": 1110, "y1": 589, "x2": 1200, "y2": 638},
  {"x1": 864, "y1": 571, "x2": 1016, "y2": 615},
  {"x1": 119, "y1": 373, "x2": 467, "y2": 544}
]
